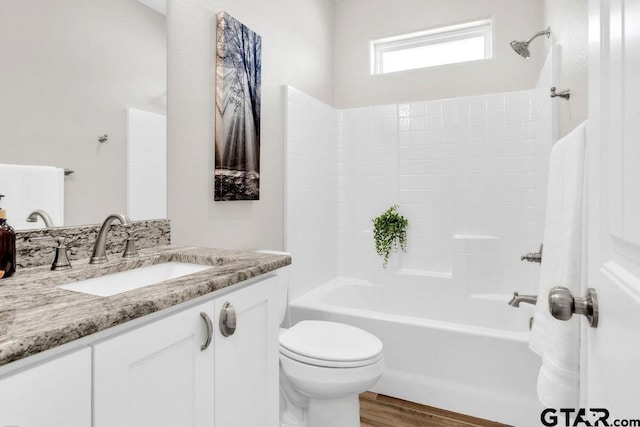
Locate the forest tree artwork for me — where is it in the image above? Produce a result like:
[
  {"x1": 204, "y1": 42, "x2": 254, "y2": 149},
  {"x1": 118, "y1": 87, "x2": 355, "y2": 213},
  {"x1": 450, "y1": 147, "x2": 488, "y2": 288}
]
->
[{"x1": 214, "y1": 12, "x2": 262, "y2": 201}]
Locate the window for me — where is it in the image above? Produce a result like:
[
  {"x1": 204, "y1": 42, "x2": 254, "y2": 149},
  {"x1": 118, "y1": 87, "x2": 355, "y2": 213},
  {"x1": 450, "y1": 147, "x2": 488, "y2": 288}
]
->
[{"x1": 371, "y1": 20, "x2": 493, "y2": 75}]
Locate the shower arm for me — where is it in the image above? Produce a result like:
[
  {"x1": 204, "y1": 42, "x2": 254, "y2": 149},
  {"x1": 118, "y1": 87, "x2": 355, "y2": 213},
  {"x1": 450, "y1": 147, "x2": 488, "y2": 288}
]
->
[{"x1": 526, "y1": 27, "x2": 551, "y2": 44}]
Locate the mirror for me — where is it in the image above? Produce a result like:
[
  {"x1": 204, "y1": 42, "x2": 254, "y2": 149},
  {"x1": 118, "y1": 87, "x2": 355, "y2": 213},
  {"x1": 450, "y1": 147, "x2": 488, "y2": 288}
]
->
[{"x1": 0, "y1": 0, "x2": 167, "y2": 230}]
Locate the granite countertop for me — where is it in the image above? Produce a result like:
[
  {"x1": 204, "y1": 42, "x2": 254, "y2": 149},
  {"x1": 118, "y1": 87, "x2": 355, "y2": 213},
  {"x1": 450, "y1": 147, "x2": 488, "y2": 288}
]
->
[{"x1": 0, "y1": 245, "x2": 291, "y2": 366}]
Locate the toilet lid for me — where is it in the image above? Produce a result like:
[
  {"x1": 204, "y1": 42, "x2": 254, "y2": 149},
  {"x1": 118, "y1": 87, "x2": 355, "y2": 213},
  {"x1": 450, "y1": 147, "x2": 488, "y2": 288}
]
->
[{"x1": 279, "y1": 321, "x2": 383, "y2": 367}]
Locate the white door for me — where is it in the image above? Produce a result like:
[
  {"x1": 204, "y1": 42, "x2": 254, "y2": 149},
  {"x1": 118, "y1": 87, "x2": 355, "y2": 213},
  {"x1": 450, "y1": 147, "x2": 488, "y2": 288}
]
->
[
  {"x1": 585, "y1": 0, "x2": 640, "y2": 420},
  {"x1": 93, "y1": 301, "x2": 215, "y2": 427},
  {"x1": 214, "y1": 277, "x2": 279, "y2": 427}
]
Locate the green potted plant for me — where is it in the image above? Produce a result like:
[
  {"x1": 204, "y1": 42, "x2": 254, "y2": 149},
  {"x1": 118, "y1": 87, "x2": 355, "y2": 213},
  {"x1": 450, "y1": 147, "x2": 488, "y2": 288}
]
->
[{"x1": 372, "y1": 205, "x2": 408, "y2": 267}]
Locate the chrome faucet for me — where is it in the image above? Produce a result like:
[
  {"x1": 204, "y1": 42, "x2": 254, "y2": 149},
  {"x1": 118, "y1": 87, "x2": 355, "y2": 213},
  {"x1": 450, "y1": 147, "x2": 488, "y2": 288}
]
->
[
  {"x1": 26, "y1": 209, "x2": 55, "y2": 228},
  {"x1": 508, "y1": 292, "x2": 538, "y2": 307},
  {"x1": 89, "y1": 213, "x2": 138, "y2": 264}
]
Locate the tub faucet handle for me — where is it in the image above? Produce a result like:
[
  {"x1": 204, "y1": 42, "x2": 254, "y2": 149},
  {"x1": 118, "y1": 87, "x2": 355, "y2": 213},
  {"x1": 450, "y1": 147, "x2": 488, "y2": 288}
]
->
[{"x1": 521, "y1": 244, "x2": 543, "y2": 263}]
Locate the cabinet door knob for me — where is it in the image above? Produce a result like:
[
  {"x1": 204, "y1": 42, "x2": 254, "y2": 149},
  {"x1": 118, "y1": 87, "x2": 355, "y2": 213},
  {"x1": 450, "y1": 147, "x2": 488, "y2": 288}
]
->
[
  {"x1": 219, "y1": 302, "x2": 237, "y2": 337},
  {"x1": 200, "y1": 312, "x2": 213, "y2": 350}
]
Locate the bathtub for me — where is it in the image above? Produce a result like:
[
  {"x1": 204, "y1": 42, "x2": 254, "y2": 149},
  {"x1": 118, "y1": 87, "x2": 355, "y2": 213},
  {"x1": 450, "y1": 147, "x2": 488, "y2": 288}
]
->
[{"x1": 288, "y1": 277, "x2": 544, "y2": 427}]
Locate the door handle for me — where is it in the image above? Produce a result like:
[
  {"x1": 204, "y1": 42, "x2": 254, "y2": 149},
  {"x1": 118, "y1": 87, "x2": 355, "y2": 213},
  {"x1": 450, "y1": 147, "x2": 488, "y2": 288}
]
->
[
  {"x1": 200, "y1": 312, "x2": 213, "y2": 350},
  {"x1": 548, "y1": 287, "x2": 599, "y2": 328}
]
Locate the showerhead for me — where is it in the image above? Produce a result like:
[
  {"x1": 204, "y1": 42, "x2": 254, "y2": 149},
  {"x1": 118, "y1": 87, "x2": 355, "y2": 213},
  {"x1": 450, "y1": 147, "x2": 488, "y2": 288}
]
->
[
  {"x1": 510, "y1": 40, "x2": 531, "y2": 58},
  {"x1": 510, "y1": 26, "x2": 551, "y2": 59}
]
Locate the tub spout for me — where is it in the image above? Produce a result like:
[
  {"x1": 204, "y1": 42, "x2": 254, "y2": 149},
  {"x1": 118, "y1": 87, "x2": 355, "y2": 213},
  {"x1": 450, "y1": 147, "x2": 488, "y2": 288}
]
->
[{"x1": 508, "y1": 292, "x2": 538, "y2": 307}]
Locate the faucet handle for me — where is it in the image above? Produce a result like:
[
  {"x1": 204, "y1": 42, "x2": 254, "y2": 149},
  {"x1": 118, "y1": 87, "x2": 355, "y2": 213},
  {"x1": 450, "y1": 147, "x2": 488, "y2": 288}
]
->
[
  {"x1": 123, "y1": 235, "x2": 138, "y2": 258},
  {"x1": 520, "y1": 244, "x2": 543, "y2": 263},
  {"x1": 30, "y1": 236, "x2": 72, "y2": 271}
]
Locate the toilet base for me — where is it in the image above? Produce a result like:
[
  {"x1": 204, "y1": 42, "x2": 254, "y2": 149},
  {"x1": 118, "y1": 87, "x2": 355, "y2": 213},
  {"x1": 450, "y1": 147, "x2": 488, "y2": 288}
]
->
[
  {"x1": 280, "y1": 393, "x2": 361, "y2": 427},
  {"x1": 308, "y1": 395, "x2": 361, "y2": 427},
  {"x1": 280, "y1": 373, "x2": 365, "y2": 427}
]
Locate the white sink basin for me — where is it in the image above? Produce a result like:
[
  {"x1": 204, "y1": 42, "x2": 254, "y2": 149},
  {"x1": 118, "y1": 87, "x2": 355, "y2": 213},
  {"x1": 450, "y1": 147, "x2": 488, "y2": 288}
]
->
[{"x1": 57, "y1": 262, "x2": 212, "y2": 297}]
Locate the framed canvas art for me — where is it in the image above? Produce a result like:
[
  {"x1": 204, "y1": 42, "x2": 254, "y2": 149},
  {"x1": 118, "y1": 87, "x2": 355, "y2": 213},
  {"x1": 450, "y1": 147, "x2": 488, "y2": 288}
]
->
[{"x1": 214, "y1": 12, "x2": 262, "y2": 201}]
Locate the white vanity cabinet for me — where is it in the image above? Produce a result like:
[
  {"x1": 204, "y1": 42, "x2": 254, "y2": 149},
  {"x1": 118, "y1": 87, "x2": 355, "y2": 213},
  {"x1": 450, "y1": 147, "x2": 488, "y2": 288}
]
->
[
  {"x1": 214, "y1": 276, "x2": 279, "y2": 427},
  {"x1": 0, "y1": 347, "x2": 92, "y2": 427},
  {"x1": 93, "y1": 274, "x2": 279, "y2": 427}
]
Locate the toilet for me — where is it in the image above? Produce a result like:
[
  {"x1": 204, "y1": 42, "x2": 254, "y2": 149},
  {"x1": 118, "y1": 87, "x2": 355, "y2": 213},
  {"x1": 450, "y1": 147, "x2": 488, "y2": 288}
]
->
[
  {"x1": 268, "y1": 258, "x2": 384, "y2": 427},
  {"x1": 279, "y1": 320, "x2": 384, "y2": 427}
]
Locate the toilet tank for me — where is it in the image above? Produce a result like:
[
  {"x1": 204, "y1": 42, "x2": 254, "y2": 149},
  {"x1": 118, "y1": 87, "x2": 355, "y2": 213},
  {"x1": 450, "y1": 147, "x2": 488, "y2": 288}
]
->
[{"x1": 255, "y1": 250, "x2": 291, "y2": 326}]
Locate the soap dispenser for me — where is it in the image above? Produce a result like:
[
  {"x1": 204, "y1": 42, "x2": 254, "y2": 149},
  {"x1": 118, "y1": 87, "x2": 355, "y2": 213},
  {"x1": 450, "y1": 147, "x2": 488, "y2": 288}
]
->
[{"x1": 0, "y1": 194, "x2": 16, "y2": 279}]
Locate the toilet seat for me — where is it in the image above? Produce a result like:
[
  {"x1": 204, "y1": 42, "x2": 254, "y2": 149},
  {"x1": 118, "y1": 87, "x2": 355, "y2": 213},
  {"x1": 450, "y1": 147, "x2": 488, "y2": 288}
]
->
[{"x1": 279, "y1": 320, "x2": 383, "y2": 368}]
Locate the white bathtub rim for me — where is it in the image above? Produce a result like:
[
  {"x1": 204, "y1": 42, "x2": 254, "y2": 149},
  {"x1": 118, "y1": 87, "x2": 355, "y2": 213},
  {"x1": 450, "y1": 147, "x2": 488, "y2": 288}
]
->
[{"x1": 290, "y1": 277, "x2": 530, "y2": 343}]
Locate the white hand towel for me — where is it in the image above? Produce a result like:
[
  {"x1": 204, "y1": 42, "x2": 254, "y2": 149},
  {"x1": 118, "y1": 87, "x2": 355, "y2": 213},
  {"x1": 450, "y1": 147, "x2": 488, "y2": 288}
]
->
[
  {"x1": 529, "y1": 121, "x2": 588, "y2": 409},
  {"x1": 0, "y1": 163, "x2": 65, "y2": 230}
]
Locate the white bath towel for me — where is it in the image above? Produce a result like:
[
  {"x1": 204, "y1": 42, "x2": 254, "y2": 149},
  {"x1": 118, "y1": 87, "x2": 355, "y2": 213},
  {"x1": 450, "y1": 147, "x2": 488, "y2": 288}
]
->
[
  {"x1": 0, "y1": 163, "x2": 65, "y2": 230},
  {"x1": 529, "y1": 121, "x2": 588, "y2": 409}
]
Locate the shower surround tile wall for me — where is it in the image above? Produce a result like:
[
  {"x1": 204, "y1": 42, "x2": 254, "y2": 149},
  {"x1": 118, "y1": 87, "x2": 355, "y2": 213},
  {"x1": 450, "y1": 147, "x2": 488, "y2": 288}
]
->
[
  {"x1": 285, "y1": 87, "x2": 339, "y2": 301},
  {"x1": 286, "y1": 85, "x2": 552, "y2": 296}
]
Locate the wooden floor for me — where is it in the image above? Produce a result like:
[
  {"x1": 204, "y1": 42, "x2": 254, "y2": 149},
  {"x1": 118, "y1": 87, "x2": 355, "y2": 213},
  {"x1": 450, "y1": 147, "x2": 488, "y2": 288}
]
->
[{"x1": 359, "y1": 392, "x2": 511, "y2": 427}]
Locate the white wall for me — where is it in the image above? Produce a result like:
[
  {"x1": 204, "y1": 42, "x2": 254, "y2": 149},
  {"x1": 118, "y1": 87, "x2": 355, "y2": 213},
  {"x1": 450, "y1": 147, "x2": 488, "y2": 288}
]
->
[
  {"x1": 333, "y1": 0, "x2": 545, "y2": 108},
  {"x1": 543, "y1": 0, "x2": 588, "y2": 137},
  {"x1": 0, "y1": 0, "x2": 166, "y2": 226},
  {"x1": 167, "y1": 0, "x2": 334, "y2": 250}
]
